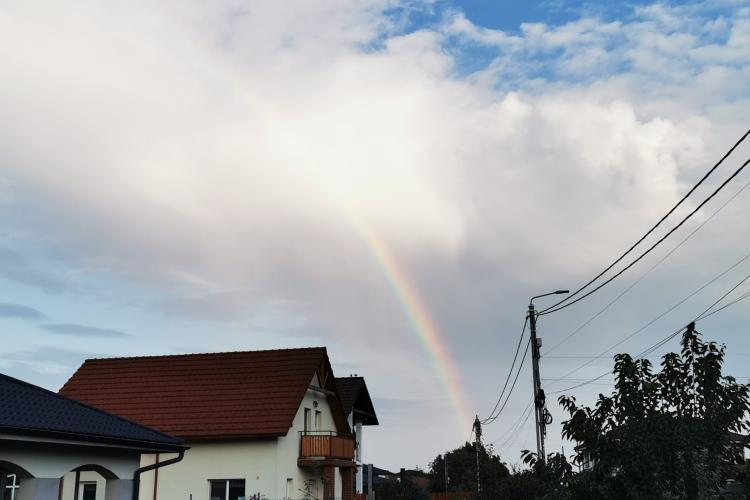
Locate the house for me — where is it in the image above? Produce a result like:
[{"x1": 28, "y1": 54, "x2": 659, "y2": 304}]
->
[
  {"x1": 0, "y1": 372, "x2": 185, "y2": 500},
  {"x1": 60, "y1": 347, "x2": 367, "y2": 500},
  {"x1": 335, "y1": 377, "x2": 379, "y2": 494}
]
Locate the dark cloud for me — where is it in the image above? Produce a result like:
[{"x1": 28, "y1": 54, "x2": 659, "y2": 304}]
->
[
  {"x1": 0, "y1": 302, "x2": 45, "y2": 320},
  {"x1": 0, "y1": 246, "x2": 67, "y2": 294},
  {"x1": 41, "y1": 323, "x2": 131, "y2": 338}
]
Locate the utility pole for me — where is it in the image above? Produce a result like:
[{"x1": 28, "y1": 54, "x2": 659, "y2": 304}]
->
[
  {"x1": 474, "y1": 415, "x2": 482, "y2": 500},
  {"x1": 528, "y1": 290, "x2": 569, "y2": 465},
  {"x1": 444, "y1": 453, "x2": 448, "y2": 493},
  {"x1": 528, "y1": 302, "x2": 545, "y2": 463}
]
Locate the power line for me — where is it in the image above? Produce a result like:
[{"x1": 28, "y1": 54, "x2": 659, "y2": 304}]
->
[
  {"x1": 482, "y1": 317, "x2": 528, "y2": 424},
  {"x1": 540, "y1": 129, "x2": 750, "y2": 315},
  {"x1": 548, "y1": 269, "x2": 750, "y2": 395},
  {"x1": 544, "y1": 249, "x2": 750, "y2": 387},
  {"x1": 483, "y1": 335, "x2": 532, "y2": 425},
  {"x1": 497, "y1": 400, "x2": 535, "y2": 449},
  {"x1": 542, "y1": 156, "x2": 750, "y2": 316},
  {"x1": 694, "y1": 270, "x2": 750, "y2": 321},
  {"x1": 698, "y1": 289, "x2": 750, "y2": 320},
  {"x1": 544, "y1": 177, "x2": 750, "y2": 354}
]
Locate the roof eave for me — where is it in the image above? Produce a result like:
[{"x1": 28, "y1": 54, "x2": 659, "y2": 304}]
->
[{"x1": 0, "y1": 425, "x2": 186, "y2": 453}]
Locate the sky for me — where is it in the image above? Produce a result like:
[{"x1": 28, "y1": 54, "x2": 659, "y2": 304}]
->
[{"x1": 1, "y1": 0, "x2": 750, "y2": 471}]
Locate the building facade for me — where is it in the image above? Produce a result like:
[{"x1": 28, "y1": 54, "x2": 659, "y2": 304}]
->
[
  {"x1": 61, "y1": 347, "x2": 366, "y2": 500},
  {"x1": 0, "y1": 373, "x2": 184, "y2": 500},
  {"x1": 334, "y1": 377, "x2": 379, "y2": 495}
]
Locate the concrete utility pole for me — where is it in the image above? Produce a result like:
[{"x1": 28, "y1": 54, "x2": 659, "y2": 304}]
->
[
  {"x1": 529, "y1": 290, "x2": 569, "y2": 465},
  {"x1": 528, "y1": 302, "x2": 544, "y2": 462},
  {"x1": 474, "y1": 415, "x2": 482, "y2": 500}
]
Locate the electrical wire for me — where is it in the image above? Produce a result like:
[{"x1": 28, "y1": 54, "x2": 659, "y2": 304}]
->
[
  {"x1": 547, "y1": 266, "x2": 750, "y2": 395},
  {"x1": 481, "y1": 317, "x2": 528, "y2": 424},
  {"x1": 544, "y1": 250, "x2": 750, "y2": 387},
  {"x1": 541, "y1": 156, "x2": 750, "y2": 316},
  {"x1": 698, "y1": 289, "x2": 750, "y2": 320},
  {"x1": 483, "y1": 335, "x2": 532, "y2": 425},
  {"x1": 497, "y1": 400, "x2": 535, "y2": 449},
  {"x1": 694, "y1": 270, "x2": 750, "y2": 321},
  {"x1": 539, "y1": 129, "x2": 750, "y2": 315},
  {"x1": 544, "y1": 177, "x2": 750, "y2": 354},
  {"x1": 492, "y1": 398, "x2": 532, "y2": 447}
]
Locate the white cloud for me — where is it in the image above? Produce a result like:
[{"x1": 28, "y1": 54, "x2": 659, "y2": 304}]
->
[{"x1": 2, "y1": 0, "x2": 750, "y2": 468}]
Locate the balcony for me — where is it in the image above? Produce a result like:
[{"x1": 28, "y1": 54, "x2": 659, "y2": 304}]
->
[{"x1": 298, "y1": 431, "x2": 356, "y2": 468}]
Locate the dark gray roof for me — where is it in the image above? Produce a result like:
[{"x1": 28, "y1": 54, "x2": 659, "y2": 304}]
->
[
  {"x1": 0, "y1": 372, "x2": 183, "y2": 451},
  {"x1": 335, "y1": 376, "x2": 379, "y2": 426}
]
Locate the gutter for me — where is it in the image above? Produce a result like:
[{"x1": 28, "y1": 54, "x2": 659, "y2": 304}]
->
[{"x1": 132, "y1": 449, "x2": 185, "y2": 500}]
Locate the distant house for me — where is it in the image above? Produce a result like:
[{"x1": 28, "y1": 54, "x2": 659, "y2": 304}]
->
[
  {"x1": 0, "y1": 372, "x2": 185, "y2": 500},
  {"x1": 335, "y1": 376, "x2": 379, "y2": 494},
  {"x1": 61, "y1": 347, "x2": 369, "y2": 500}
]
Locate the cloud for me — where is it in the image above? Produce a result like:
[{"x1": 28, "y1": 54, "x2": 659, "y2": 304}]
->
[
  {"x1": 2, "y1": 0, "x2": 750, "y2": 470},
  {"x1": 41, "y1": 323, "x2": 131, "y2": 338},
  {"x1": 0, "y1": 302, "x2": 45, "y2": 320},
  {"x1": 0, "y1": 347, "x2": 103, "y2": 390},
  {"x1": 0, "y1": 246, "x2": 67, "y2": 294}
]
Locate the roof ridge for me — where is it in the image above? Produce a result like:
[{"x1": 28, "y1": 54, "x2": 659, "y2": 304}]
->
[
  {"x1": 0, "y1": 373, "x2": 181, "y2": 445},
  {"x1": 82, "y1": 346, "x2": 328, "y2": 362}
]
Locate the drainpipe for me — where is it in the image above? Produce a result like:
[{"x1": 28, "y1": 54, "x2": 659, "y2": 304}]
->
[{"x1": 132, "y1": 450, "x2": 185, "y2": 500}]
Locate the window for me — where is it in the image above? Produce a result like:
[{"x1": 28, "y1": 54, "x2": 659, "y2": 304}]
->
[
  {"x1": 209, "y1": 480, "x2": 245, "y2": 500},
  {"x1": 81, "y1": 483, "x2": 96, "y2": 500},
  {"x1": 3, "y1": 474, "x2": 19, "y2": 500},
  {"x1": 314, "y1": 410, "x2": 322, "y2": 431},
  {"x1": 304, "y1": 408, "x2": 311, "y2": 432}
]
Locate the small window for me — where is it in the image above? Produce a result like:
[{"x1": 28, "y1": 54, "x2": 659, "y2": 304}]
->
[
  {"x1": 4, "y1": 474, "x2": 19, "y2": 500},
  {"x1": 314, "y1": 410, "x2": 322, "y2": 431},
  {"x1": 304, "y1": 408, "x2": 311, "y2": 432},
  {"x1": 81, "y1": 483, "x2": 96, "y2": 500},
  {"x1": 209, "y1": 479, "x2": 245, "y2": 500}
]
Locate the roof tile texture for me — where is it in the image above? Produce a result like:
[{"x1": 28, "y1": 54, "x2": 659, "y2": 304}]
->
[
  {"x1": 0, "y1": 373, "x2": 182, "y2": 447},
  {"x1": 60, "y1": 347, "x2": 328, "y2": 440}
]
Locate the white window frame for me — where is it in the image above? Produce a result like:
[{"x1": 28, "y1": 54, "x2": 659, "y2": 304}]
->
[
  {"x1": 208, "y1": 479, "x2": 245, "y2": 500},
  {"x1": 4, "y1": 474, "x2": 19, "y2": 500}
]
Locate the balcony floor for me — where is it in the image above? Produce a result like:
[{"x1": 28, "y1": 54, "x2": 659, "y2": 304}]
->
[{"x1": 298, "y1": 458, "x2": 357, "y2": 468}]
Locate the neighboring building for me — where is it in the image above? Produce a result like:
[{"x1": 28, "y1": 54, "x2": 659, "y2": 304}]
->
[
  {"x1": 61, "y1": 347, "x2": 362, "y2": 500},
  {"x1": 361, "y1": 465, "x2": 394, "y2": 493},
  {"x1": 335, "y1": 377, "x2": 379, "y2": 495},
  {"x1": 0, "y1": 372, "x2": 185, "y2": 500}
]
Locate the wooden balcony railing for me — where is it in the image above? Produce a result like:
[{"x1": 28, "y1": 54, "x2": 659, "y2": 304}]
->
[{"x1": 299, "y1": 431, "x2": 355, "y2": 461}]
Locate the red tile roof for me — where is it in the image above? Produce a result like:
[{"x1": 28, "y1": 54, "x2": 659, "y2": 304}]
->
[{"x1": 60, "y1": 347, "x2": 348, "y2": 440}]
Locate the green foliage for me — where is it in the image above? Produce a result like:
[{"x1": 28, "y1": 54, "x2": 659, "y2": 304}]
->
[
  {"x1": 557, "y1": 326, "x2": 750, "y2": 499},
  {"x1": 374, "y1": 478, "x2": 429, "y2": 500},
  {"x1": 428, "y1": 441, "x2": 510, "y2": 497}
]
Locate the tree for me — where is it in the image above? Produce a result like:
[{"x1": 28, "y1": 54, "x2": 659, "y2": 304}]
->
[
  {"x1": 428, "y1": 442, "x2": 510, "y2": 498},
  {"x1": 558, "y1": 324, "x2": 750, "y2": 499},
  {"x1": 374, "y1": 478, "x2": 429, "y2": 500}
]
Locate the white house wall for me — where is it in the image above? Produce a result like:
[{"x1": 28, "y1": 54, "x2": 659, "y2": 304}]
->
[
  {"x1": 0, "y1": 438, "x2": 140, "y2": 480},
  {"x1": 139, "y1": 375, "x2": 346, "y2": 500}
]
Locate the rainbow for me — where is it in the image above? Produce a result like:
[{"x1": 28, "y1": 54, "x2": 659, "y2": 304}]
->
[{"x1": 354, "y1": 221, "x2": 474, "y2": 438}]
